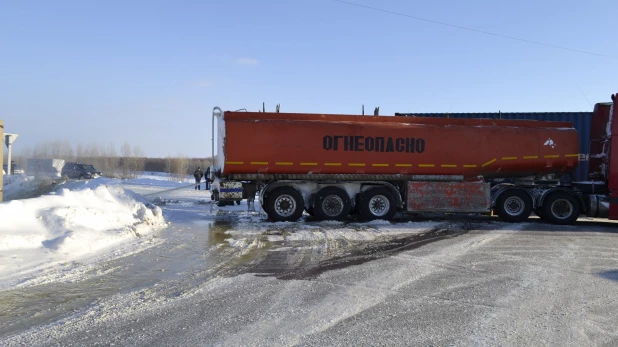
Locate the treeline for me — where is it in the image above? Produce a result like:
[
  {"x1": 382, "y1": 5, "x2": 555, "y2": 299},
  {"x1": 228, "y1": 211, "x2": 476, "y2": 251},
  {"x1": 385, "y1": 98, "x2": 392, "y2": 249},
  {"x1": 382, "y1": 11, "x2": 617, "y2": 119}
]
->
[{"x1": 11, "y1": 140, "x2": 212, "y2": 179}]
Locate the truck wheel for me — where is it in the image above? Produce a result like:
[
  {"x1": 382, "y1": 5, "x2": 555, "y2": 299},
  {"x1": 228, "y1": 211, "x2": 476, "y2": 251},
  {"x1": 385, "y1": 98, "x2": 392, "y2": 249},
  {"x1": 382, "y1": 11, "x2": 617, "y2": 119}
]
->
[
  {"x1": 541, "y1": 192, "x2": 580, "y2": 225},
  {"x1": 358, "y1": 187, "x2": 397, "y2": 221},
  {"x1": 313, "y1": 187, "x2": 351, "y2": 221},
  {"x1": 265, "y1": 187, "x2": 304, "y2": 222},
  {"x1": 496, "y1": 190, "x2": 532, "y2": 223}
]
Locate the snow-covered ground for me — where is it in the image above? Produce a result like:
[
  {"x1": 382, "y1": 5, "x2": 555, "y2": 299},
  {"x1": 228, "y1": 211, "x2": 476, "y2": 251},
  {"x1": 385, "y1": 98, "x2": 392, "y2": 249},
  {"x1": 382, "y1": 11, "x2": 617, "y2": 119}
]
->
[
  {"x1": 0, "y1": 171, "x2": 442, "y2": 291},
  {"x1": 0, "y1": 174, "x2": 169, "y2": 289},
  {"x1": 3, "y1": 172, "x2": 618, "y2": 346}
]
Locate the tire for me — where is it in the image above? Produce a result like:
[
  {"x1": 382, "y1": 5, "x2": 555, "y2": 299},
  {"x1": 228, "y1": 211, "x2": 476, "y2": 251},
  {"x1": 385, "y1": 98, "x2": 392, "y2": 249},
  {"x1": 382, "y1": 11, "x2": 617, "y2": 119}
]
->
[
  {"x1": 79, "y1": 175, "x2": 85, "y2": 180},
  {"x1": 495, "y1": 190, "x2": 532, "y2": 223},
  {"x1": 313, "y1": 187, "x2": 352, "y2": 221},
  {"x1": 264, "y1": 187, "x2": 304, "y2": 222},
  {"x1": 541, "y1": 192, "x2": 580, "y2": 225},
  {"x1": 358, "y1": 187, "x2": 397, "y2": 221}
]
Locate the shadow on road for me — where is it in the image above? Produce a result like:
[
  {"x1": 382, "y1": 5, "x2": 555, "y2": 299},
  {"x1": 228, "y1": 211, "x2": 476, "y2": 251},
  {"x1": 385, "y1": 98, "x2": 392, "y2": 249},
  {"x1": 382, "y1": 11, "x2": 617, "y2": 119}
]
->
[
  {"x1": 598, "y1": 270, "x2": 618, "y2": 282},
  {"x1": 389, "y1": 213, "x2": 618, "y2": 234}
]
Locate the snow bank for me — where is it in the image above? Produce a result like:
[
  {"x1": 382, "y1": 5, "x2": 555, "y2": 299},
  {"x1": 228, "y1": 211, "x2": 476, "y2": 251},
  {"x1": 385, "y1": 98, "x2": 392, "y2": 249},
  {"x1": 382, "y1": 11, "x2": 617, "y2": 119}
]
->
[
  {"x1": 3, "y1": 174, "x2": 39, "y2": 200},
  {"x1": 0, "y1": 179, "x2": 167, "y2": 288}
]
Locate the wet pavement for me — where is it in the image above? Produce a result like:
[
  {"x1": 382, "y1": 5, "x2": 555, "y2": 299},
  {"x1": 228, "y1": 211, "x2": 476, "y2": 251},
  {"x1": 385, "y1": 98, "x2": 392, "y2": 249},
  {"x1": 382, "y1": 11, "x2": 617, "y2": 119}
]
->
[
  {"x1": 3, "y1": 195, "x2": 618, "y2": 346},
  {"x1": 0, "y1": 197, "x2": 476, "y2": 338},
  {"x1": 243, "y1": 227, "x2": 471, "y2": 280}
]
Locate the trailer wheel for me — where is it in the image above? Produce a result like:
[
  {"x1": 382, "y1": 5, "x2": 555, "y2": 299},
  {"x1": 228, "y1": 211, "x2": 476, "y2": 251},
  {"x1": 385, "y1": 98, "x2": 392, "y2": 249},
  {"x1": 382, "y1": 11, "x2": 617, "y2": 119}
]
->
[
  {"x1": 496, "y1": 190, "x2": 532, "y2": 223},
  {"x1": 358, "y1": 187, "x2": 397, "y2": 221},
  {"x1": 264, "y1": 187, "x2": 304, "y2": 222},
  {"x1": 313, "y1": 187, "x2": 351, "y2": 221},
  {"x1": 541, "y1": 192, "x2": 580, "y2": 225}
]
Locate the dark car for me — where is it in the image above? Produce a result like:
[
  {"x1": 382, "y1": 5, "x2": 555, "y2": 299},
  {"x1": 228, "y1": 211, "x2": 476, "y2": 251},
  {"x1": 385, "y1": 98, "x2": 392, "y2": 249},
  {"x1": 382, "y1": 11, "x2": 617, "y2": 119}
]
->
[{"x1": 62, "y1": 162, "x2": 102, "y2": 179}]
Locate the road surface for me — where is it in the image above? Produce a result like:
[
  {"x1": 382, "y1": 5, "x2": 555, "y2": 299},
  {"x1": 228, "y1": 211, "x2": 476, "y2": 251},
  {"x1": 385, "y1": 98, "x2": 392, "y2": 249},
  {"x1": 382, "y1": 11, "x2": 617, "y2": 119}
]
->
[{"x1": 2, "y1": 197, "x2": 618, "y2": 346}]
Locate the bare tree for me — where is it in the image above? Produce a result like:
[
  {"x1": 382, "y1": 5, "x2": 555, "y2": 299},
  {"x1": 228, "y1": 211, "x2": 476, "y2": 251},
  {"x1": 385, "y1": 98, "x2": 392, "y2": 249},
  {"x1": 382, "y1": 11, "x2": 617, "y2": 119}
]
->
[
  {"x1": 120, "y1": 141, "x2": 132, "y2": 178},
  {"x1": 116, "y1": 142, "x2": 146, "y2": 179},
  {"x1": 33, "y1": 142, "x2": 49, "y2": 159},
  {"x1": 49, "y1": 140, "x2": 74, "y2": 159},
  {"x1": 103, "y1": 143, "x2": 119, "y2": 178},
  {"x1": 19, "y1": 140, "x2": 210, "y2": 181},
  {"x1": 165, "y1": 156, "x2": 173, "y2": 180},
  {"x1": 75, "y1": 143, "x2": 86, "y2": 160},
  {"x1": 172, "y1": 155, "x2": 189, "y2": 182},
  {"x1": 130, "y1": 145, "x2": 145, "y2": 177},
  {"x1": 87, "y1": 143, "x2": 102, "y2": 158}
]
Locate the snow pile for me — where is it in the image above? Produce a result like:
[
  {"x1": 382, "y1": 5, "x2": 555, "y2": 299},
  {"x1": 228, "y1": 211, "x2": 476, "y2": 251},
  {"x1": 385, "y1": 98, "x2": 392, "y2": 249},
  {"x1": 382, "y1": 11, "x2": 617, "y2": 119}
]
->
[
  {"x1": 0, "y1": 182, "x2": 167, "y2": 287},
  {"x1": 3, "y1": 174, "x2": 39, "y2": 200},
  {"x1": 3, "y1": 174, "x2": 23, "y2": 186}
]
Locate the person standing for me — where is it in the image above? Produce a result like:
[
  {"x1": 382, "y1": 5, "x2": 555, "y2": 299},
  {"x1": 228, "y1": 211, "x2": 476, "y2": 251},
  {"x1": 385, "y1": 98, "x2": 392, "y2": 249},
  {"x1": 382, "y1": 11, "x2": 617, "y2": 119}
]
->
[
  {"x1": 204, "y1": 166, "x2": 211, "y2": 190},
  {"x1": 193, "y1": 167, "x2": 203, "y2": 190}
]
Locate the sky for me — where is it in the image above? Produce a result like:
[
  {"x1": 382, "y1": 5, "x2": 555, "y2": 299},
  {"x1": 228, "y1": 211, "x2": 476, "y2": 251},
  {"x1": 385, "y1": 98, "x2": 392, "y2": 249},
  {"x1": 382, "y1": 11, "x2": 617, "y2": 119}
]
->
[{"x1": 1, "y1": 0, "x2": 617, "y2": 158}]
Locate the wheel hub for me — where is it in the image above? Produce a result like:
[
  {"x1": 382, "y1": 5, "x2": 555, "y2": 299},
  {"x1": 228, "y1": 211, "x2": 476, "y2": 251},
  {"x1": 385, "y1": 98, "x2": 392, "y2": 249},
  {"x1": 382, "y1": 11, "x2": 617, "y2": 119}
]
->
[
  {"x1": 274, "y1": 195, "x2": 296, "y2": 217},
  {"x1": 551, "y1": 199, "x2": 573, "y2": 219},
  {"x1": 504, "y1": 196, "x2": 525, "y2": 216},
  {"x1": 369, "y1": 195, "x2": 389, "y2": 217},
  {"x1": 322, "y1": 195, "x2": 344, "y2": 217}
]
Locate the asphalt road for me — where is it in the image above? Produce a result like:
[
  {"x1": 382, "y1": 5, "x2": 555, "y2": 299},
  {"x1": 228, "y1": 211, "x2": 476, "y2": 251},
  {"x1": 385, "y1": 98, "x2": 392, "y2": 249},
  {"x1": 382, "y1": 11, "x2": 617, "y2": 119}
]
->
[{"x1": 3, "y1": 213, "x2": 618, "y2": 347}]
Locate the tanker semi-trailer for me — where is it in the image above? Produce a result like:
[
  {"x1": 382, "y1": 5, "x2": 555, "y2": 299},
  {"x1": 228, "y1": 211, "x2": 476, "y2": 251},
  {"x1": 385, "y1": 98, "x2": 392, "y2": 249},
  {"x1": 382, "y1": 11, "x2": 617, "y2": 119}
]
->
[{"x1": 208, "y1": 94, "x2": 617, "y2": 225}]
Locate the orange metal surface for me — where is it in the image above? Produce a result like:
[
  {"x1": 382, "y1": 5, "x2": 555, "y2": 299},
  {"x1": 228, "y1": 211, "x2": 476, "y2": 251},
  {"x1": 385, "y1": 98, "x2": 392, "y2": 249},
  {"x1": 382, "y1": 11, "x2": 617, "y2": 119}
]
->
[{"x1": 220, "y1": 111, "x2": 579, "y2": 179}]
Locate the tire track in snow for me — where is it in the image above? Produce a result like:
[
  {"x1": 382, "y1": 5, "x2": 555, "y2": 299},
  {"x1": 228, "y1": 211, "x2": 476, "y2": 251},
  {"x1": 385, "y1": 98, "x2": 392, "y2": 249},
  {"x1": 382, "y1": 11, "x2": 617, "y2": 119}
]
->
[{"x1": 214, "y1": 220, "x2": 511, "y2": 346}]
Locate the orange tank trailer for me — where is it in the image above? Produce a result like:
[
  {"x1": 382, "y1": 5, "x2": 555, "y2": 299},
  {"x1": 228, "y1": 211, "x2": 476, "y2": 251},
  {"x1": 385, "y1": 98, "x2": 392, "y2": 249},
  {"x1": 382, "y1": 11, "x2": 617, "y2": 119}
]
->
[{"x1": 219, "y1": 111, "x2": 579, "y2": 179}]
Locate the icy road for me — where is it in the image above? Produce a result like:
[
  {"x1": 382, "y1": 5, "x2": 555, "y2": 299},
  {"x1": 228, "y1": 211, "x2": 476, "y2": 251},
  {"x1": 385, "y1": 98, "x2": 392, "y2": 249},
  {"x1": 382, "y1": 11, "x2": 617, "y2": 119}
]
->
[{"x1": 2, "y1": 177, "x2": 618, "y2": 346}]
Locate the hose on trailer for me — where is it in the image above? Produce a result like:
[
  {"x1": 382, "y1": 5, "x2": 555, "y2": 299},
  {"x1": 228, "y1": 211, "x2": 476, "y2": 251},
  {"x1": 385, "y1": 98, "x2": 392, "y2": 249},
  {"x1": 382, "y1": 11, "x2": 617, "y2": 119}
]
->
[{"x1": 141, "y1": 181, "x2": 211, "y2": 197}]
